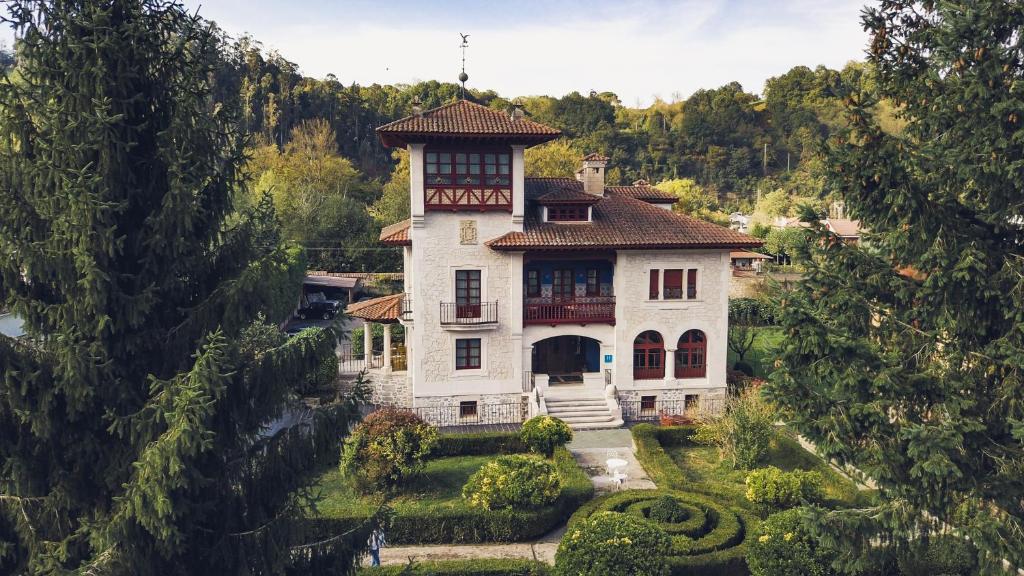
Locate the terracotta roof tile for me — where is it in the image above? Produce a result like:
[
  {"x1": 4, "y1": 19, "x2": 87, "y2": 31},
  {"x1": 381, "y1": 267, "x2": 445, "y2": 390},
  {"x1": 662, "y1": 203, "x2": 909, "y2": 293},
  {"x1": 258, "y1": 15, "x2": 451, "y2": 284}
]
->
[
  {"x1": 582, "y1": 153, "x2": 610, "y2": 162},
  {"x1": 487, "y1": 192, "x2": 761, "y2": 251},
  {"x1": 377, "y1": 100, "x2": 560, "y2": 147},
  {"x1": 730, "y1": 251, "x2": 772, "y2": 259},
  {"x1": 526, "y1": 178, "x2": 601, "y2": 204},
  {"x1": 606, "y1": 185, "x2": 678, "y2": 203},
  {"x1": 345, "y1": 293, "x2": 403, "y2": 323},
  {"x1": 380, "y1": 219, "x2": 411, "y2": 245}
]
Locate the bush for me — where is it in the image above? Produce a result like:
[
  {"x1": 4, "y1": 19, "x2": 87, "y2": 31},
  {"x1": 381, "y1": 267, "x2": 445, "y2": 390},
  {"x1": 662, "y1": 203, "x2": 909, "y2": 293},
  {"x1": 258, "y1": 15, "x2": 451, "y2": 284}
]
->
[
  {"x1": 339, "y1": 408, "x2": 438, "y2": 492},
  {"x1": 432, "y1": 432, "x2": 527, "y2": 457},
  {"x1": 747, "y1": 508, "x2": 831, "y2": 576},
  {"x1": 729, "y1": 297, "x2": 777, "y2": 326},
  {"x1": 358, "y1": 558, "x2": 551, "y2": 575},
  {"x1": 556, "y1": 511, "x2": 672, "y2": 576},
  {"x1": 733, "y1": 361, "x2": 754, "y2": 377},
  {"x1": 520, "y1": 415, "x2": 573, "y2": 457},
  {"x1": 648, "y1": 494, "x2": 686, "y2": 523},
  {"x1": 897, "y1": 534, "x2": 979, "y2": 576},
  {"x1": 463, "y1": 455, "x2": 561, "y2": 510},
  {"x1": 693, "y1": 389, "x2": 775, "y2": 469},
  {"x1": 745, "y1": 466, "x2": 823, "y2": 513}
]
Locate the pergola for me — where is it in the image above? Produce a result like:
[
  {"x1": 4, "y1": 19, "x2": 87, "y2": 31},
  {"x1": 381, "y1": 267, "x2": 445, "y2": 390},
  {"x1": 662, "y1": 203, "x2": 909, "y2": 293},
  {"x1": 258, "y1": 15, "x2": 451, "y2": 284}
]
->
[{"x1": 345, "y1": 293, "x2": 404, "y2": 371}]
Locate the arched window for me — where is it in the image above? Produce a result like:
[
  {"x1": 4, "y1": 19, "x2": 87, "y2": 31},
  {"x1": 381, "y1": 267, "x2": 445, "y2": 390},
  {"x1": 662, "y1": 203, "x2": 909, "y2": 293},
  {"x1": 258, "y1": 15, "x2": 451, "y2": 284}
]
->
[
  {"x1": 675, "y1": 330, "x2": 707, "y2": 378},
  {"x1": 633, "y1": 330, "x2": 665, "y2": 379}
]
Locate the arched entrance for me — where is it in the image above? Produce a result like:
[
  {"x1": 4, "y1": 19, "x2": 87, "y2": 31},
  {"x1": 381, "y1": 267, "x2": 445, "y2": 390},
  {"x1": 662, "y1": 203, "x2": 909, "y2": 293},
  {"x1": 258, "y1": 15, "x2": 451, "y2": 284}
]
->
[{"x1": 531, "y1": 335, "x2": 601, "y2": 384}]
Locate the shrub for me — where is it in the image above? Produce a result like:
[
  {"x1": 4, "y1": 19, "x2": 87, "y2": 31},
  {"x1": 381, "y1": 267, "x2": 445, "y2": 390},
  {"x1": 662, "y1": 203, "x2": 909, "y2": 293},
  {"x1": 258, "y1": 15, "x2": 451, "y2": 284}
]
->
[
  {"x1": 339, "y1": 408, "x2": 438, "y2": 492},
  {"x1": 745, "y1": 466, "x2": 823, "y2": 513},
  {"x1": 896, "y1": 534, "x2": 979, "y2": 576},
  {"x1": 462, "y1": 454, "x2": 561, "y2": 510},
  {"x1": 747, "y1": 508, "x2": 831, "y2": 576},
  {"x1": 693, "y1": 388, "x2": 775, "y2": 469},
  {"x1": 729, "y1": 297, "x2": 777, "y2": 326},
  {"x1": 733, "y1": 361, "x2": 754, "y2": 376},
  {"x1": 520, "y1": 415, "x2": 573, "y2": 457},
  {"x1": 556, "y1": 511, "x2": 672, "y2": 576},
  {"x1": 433, "y1": 432, "x2": 527, "y2": 457},
  {"x1": 648, "y1": 494, "x2": 685, "y2": 523}
]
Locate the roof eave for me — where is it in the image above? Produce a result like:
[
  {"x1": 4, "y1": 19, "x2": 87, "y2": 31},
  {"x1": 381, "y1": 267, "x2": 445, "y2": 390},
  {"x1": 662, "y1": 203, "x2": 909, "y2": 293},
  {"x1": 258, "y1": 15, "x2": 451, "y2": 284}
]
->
[{"x1": 375, "y1": 130, "x2": 560, "y2": 149}]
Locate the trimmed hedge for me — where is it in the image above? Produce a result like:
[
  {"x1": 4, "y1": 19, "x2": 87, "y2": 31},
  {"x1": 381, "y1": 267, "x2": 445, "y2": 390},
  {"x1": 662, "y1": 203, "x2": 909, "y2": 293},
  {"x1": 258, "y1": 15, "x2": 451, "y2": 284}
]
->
[
  {"x1": 432, "y1": 432, "x2": 527, "y2": 457},
  {"x1": 566, "y1": 489, "x2": 756, "y2": 576},
  {"x1": 358, "y1": 558, "x2": 551, "y2": 575},
  {"x1": 308, "y1": 446, "x2": 593, "y2": 544}
]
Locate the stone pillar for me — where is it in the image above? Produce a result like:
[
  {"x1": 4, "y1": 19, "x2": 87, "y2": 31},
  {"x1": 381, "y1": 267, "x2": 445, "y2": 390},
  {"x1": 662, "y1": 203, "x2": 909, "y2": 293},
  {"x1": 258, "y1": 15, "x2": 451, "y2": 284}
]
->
[
  {"x1": 511, "y1": 145, "x2": 526, "y2": 232},
  {"x1": 363, "y1": 321, "x2": 374, "y2": 366},
  {"x1": 665, "y1": 347, "x2": 676, "y2": 384},
  {"x1": 383, "y1": 323, "x2": 392, "y2": 374}
]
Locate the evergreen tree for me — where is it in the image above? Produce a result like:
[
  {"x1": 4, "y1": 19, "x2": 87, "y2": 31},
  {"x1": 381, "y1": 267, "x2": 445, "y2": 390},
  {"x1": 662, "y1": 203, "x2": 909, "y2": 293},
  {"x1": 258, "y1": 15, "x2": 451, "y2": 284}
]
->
[
  {"x1": 767, "y1": 1, "x2": 1024, "y2": 571},
  {"x1": 0, "y1": 1, "x2": 368, "y2": 573}
]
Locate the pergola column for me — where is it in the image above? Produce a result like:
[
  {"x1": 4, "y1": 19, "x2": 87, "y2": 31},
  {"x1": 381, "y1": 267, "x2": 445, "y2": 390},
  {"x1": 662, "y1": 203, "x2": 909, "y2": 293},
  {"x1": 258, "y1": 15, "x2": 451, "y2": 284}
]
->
[
  {"x1": 383, "y1": 323, "x2": 392, "y2": 374},
  {"x1": 364, "y1": 321, "x2": 374, "y2": 365},
  {"x1": 664, "y1": 347, "x2": 677, "y2": 382}
]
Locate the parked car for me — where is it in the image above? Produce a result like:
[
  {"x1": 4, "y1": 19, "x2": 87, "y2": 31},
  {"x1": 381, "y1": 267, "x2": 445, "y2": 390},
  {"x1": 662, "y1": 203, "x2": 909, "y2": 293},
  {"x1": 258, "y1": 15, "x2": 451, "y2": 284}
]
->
[{"x1": 295, "y1": 300, "x2": 340, "y2": 320}]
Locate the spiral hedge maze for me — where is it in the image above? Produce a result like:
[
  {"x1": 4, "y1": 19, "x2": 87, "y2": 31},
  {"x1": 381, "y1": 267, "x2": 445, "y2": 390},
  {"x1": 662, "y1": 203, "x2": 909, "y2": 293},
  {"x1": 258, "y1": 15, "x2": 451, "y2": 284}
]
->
[{"x1": 567, "y1": 489, "x2": 757, "y2": 576}]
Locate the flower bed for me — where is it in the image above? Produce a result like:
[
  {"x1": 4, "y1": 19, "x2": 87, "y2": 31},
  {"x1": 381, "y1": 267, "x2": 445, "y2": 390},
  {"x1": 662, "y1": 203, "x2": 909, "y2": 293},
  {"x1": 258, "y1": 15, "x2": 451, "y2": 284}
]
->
[{"x1": 303, "y1": 432, "x2": 593, "y2": 545}]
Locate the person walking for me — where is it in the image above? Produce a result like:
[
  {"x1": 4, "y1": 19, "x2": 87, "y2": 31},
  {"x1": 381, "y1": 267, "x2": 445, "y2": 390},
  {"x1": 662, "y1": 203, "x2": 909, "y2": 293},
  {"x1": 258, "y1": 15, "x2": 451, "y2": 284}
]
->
[{"x1": 368, "y1": 527, "x2": 386, "y2": 567}]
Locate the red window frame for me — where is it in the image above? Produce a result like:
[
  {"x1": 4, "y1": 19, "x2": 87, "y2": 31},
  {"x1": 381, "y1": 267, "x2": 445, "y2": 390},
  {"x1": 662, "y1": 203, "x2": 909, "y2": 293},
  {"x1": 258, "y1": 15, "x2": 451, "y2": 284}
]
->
[
  {"x1": 663, "y1": 269, "x2": 683, "y2": 299},
  {"x1": 455, "y1": 270, "x2": 481, "y2": 318},
  {"x1": 586, "y1": 268, "x2": 600, "y2": 296},
  {"x1": 687, "y1": 269, "x2": 698, "y2": 299},
  {"x1": 459, "y1": 400, "x2": 478, "y2": 418},
  {"x1": 640, "y1": 395, "x2": 657, "y2": 415},
  {"x1": 649, "y1": 269, "x2": 660, "y2": 299},
  {"x1": 526, "y1": 270, "x2": 541, "y2": 297},
  {"x1": 425, "y1": 149, "x2": 510, "y2": 189},
  {"x1": 547, "y1": 204, "x2": 588, "y2": 221},
  {"x1": 552, "y1": 269, "x2": 574, "y2": 301},
  {"x1": 456, "y1": 338, "x2": 481, "y2": 370},
  {"x1": 633, "y1": 330, "x2": 665, "y2": 379},
  {"x1": 675, "y1": 330, "x2": 706, "y2": 378}
]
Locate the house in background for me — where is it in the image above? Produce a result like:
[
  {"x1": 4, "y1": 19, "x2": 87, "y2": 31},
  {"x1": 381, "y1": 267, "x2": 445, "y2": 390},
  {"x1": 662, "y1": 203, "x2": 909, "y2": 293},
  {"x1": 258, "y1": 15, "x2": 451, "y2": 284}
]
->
[
  {"x1": 824, "y1": 217, "x2": 862, "y2": 245},
  {"x1": 347, "y1": 99, "x2": 761, "y2": 429},
  {"x1": 730, "y1": 251, "x2": 772, "y2": 273}
]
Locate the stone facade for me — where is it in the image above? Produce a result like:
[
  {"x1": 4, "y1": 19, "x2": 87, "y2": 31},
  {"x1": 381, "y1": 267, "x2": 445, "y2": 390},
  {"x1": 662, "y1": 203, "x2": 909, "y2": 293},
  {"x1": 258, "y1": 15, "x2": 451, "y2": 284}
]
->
[{"x1": 367, "y1": 370, "x2": 412, "y2": 407}]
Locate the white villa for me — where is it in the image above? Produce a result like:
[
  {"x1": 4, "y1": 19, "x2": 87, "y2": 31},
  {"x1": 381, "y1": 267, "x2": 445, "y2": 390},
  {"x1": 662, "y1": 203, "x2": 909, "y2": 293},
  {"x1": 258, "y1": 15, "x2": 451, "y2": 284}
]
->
[{"x1": 346, "y1": 99, "x2": 761, "y2": 429}]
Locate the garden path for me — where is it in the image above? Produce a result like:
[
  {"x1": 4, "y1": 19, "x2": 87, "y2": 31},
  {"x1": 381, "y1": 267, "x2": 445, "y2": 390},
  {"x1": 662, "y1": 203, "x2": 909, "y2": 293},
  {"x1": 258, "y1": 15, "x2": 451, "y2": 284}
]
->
[{"x1": 375, "y1": 429, "x2": 657, "y2": 566}]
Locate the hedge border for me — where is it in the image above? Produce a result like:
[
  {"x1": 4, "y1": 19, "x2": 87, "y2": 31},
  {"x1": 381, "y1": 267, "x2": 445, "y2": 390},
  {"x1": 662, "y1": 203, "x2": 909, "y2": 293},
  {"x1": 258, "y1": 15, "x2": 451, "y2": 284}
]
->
[
  {"x1": 358, "y1": 558, "x2": 551, "y2": 575},
  {"x1": 307, "y1": 433, "x2": 592, "y2": 545}
]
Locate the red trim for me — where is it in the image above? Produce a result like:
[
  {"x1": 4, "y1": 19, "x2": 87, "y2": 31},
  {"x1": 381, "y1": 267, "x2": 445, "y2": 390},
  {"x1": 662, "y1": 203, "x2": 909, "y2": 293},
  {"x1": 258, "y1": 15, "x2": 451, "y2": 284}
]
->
[
  {"x1": 633, "y1": 330, "x2": 665, "y2": 380},
  {"x1": 649, "y1": 270, "x2": 659, "y2": 300},
  {"x1": 664, "y1": 269, "x2": 683, "y2": 300},
  {"x1": 547, "y1": 205, "x2": 590, "y2": 221},
  {"x1": 524, "y1": 297, "x2": 615, "y2": 326},
  {"x1": 456, "y1": 338, "x2": 481, "y2": 370},
  {"x1": 687, "y1": 269, "x2": 698, "y2": 299}
]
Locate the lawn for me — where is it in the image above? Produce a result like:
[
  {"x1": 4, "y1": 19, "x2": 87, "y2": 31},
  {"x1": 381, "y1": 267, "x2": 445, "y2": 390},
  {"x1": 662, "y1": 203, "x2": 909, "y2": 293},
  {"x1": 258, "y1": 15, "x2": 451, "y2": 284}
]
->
[
  {"x1": 310, "y1": 455, "x2": 490, "y2": 517},
  {"x1": 663, "y1": 430, "x2": 869, "y2": 508},
  {"x1": 728, "y1": 326, "x2": 784, "y2": 379}
]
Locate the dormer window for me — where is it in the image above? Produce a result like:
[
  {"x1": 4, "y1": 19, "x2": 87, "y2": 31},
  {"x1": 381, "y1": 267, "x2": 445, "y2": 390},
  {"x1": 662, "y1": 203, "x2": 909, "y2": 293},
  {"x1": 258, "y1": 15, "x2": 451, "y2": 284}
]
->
[{"x1": 547, "y1": 204, "x2": 590, "y2": 222}]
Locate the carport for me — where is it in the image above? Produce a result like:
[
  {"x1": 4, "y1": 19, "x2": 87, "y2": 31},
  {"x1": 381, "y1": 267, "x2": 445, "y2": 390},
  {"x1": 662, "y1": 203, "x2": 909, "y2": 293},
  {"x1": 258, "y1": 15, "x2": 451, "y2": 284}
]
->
[{"x1": 303, "y1": 274, "x2": 361, "y2": 304}]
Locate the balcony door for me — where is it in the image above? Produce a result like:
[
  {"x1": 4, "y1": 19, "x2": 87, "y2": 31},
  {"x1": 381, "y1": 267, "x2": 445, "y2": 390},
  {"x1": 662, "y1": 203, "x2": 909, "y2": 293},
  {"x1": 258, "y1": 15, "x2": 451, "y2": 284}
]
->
[
  {"x1": 552, "y1": 269, "x2": 574, "y2": 302},
  {"x1": 455, "y1": 270, "x2": 481, "y2": 318}
]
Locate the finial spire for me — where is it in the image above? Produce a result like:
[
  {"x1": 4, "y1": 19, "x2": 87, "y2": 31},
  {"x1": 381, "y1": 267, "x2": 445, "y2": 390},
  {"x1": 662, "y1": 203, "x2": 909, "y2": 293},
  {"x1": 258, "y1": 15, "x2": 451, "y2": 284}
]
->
[{"x1": 458, "y1": 33, "x2": 470, "y2": 99}]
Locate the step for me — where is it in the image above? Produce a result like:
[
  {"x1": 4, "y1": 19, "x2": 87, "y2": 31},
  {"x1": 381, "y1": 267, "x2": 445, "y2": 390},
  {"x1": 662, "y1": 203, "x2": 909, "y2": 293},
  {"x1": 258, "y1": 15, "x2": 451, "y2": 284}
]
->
[
  {"x1": 545, "y1": 400, "x2": 607, "y2": 408},
  {"x1": 558, "y1": 414, "x2": 615, "y2": 424}
]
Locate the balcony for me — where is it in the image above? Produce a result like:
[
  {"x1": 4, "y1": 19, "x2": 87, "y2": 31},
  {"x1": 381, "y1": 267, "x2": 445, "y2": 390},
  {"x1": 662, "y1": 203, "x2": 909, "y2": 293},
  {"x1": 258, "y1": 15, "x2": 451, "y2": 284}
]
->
[
  {"x1": 524, "y1": 296, "x2": 615, "y2": 326},
  {"x1": 400, "y1": 296, "x2": 413, "y2": 321},
  {"x1": 440, "y1": 301, "x2": 499, "y2": 327}
]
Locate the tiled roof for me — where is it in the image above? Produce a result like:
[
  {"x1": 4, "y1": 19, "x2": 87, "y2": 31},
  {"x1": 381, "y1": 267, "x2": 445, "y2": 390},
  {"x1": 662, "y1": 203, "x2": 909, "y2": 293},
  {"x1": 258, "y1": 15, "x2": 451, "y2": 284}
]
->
[
  {"x1": 582, "y1": 153, "x2": 610, "y2": 162},
  {"x1": 730, "y1": 251, "x2": 772, "y2": 259},
  {"x1": 825, "y1": 218, "x2": 861, "y2": 237},
  {"x1": 487, "y1": 191, "x2": 761, "y2": 251},
  {"x1": 346, "y1": 293, "x2": 403, "y2": 323},
  {"x1": 606, "y1": 184, "x2": 678, "y2": 203},
  {"x1": 380, "y1": 219, "x2": 411, "y2": 245},
  {"x1": 526, "y1": 178, "x2": 601, "y2": 204},
  {"x1": 377, "y1": 100, "x2": 561, "y2": 147}
]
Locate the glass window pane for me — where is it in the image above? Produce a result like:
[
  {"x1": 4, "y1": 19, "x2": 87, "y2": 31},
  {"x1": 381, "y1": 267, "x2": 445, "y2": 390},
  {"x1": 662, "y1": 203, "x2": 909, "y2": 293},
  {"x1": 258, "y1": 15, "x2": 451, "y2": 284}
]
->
[
  {"x1": 499, "y1": 165, "x2": 509, "y2": 175},
  {"x1": 485, "y1": 154, "x2": 496, "y2": 164},
  {"x1": 469, "y1": 164, "x2": 480, "y2": 174},
  {"x1": 485, "y1": 164, "x2": 496, "y2": 175},
  {"x1": 456, "y1": 153, "x2": 466, "y2": 162},
  {"x1": 426, "y1": 152, "x2": 438, "y2": 162},
  {"x1": 456, "y1": 163, "x2": 467, "y2": 174},
  {"x1": 440, "y1": 152, "x2": 451, "y2": 163},
  {"x1": 469, "y1": 153, "x2": 480, "y2": 163},
  {"x1": 426, "y1": 164, "x2": 437, "y2": 174},
  {"x1": 498, "y1": 154, "x2": 509, "y2": 164},
  {"x1": 440, "y1": 164, "x2": 451, "y2": 174}
]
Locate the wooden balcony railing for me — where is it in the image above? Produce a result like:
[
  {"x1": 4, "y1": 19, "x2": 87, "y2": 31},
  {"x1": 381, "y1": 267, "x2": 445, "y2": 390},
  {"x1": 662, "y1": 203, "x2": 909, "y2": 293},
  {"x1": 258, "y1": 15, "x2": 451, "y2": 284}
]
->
[
  {"x1": 633, "y1": 366, "x2": 665, "y2": 380},
  {"x1": 440, "y1": 301, "x2": 498, "y2": 326},
  {"x1": 523, "y1": 297, "x2": 615, "y2": 325}
]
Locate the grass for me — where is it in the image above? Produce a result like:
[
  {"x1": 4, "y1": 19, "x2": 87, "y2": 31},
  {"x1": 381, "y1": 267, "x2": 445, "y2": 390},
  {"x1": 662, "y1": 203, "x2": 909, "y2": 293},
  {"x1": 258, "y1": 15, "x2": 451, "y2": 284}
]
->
[
  {"x1": 663, "y1": 431, "x2": 868, "y2": 508},
  {"x1": 728, "y1": 326, "x2": 784, "y2": 379},
  {"x1": 310, "y1": 455, "x2": 490, "y2": 517}
]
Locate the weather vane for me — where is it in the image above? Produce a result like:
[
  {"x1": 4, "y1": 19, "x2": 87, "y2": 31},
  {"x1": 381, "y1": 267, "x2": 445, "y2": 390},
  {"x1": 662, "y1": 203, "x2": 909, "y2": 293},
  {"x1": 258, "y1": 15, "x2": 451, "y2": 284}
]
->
[{"x1": 459, "y1": 33, "x2": 470, "y2": 99}]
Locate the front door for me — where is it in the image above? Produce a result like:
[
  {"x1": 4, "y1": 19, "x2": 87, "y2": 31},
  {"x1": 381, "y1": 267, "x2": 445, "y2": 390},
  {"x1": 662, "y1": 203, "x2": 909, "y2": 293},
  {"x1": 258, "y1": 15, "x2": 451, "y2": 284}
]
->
[{"x1": 552, "y1": 269, "x2": 574, "y2": 301}]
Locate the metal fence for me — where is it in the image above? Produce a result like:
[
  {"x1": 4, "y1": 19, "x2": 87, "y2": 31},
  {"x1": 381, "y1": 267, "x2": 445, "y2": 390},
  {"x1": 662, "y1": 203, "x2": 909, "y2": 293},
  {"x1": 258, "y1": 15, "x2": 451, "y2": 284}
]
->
[
  {"x1": 439, "y1": 301, "x2": 498, "y2": 326},
  {"x1": 620, "y1": 396, "x2": 727, "y2": 423}
]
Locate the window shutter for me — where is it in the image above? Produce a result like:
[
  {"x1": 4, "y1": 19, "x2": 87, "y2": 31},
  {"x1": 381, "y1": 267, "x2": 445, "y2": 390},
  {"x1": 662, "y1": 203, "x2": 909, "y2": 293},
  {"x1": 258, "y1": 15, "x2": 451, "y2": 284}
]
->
[
  {"x1": 687, "y1": 269, "x2": 698, "y2": 299},
  {"x1": 664, "y1": 269, "x2": 683, "y2": 299},
  {"x1": 649, "y1": 269, "x2": 659, "y2": 299}
]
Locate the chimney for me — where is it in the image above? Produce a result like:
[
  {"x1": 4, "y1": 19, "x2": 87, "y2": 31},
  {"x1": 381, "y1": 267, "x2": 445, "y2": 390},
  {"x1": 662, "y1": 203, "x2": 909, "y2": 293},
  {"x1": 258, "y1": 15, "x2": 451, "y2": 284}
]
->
[
  {"x1": 510, "y1": 99, "x2": 525, "y2": 121},
  {"x1": 412, "y1": 96, "x2": 423, "y2": 118},
  {"x1": 577, "y1": 153, "x2": 609, "y2": 196}
]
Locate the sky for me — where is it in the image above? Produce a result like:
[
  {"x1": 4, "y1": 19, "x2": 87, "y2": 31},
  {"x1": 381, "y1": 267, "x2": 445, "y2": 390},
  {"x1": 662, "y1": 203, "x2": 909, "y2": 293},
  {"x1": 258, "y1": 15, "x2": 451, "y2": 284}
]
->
[{"x1": 3, "y1": 0, "x2": 872, "y2": 107}]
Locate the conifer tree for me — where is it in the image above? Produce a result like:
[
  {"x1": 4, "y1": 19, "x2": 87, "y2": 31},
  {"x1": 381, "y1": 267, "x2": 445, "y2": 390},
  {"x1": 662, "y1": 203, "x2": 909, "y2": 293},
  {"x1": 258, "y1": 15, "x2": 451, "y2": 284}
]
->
[
  {"x1": 0, "y1": 1, "x2": 367, "y2": 573},
  {"x1": 768, "y1": 1, "x2": 1024, "y2": 571}
]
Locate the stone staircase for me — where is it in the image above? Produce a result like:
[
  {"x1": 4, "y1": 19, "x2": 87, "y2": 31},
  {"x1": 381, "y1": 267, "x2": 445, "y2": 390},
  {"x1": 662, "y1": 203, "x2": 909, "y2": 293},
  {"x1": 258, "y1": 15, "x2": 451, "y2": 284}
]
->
[{"x1": 544, "y1": 390, "x2": 623, "y2": 430}]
